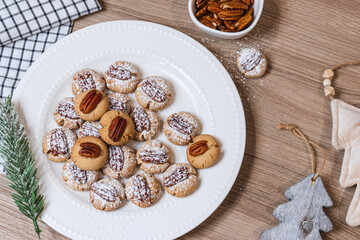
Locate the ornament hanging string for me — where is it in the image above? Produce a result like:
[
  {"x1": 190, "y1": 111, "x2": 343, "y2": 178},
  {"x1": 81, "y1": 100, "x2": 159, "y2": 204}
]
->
[
  {"x1": 322, "y1": 60, "x2": 360, "y2": 100},
  {"x1": 277, "y1": 123, "x2": 326, "y2": 186}
]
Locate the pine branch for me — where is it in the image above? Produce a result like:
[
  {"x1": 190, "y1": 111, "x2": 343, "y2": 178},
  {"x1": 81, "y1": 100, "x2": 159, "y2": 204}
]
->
[{"x1": 0, "y1": 96, "x2": 44, "y2": 239}]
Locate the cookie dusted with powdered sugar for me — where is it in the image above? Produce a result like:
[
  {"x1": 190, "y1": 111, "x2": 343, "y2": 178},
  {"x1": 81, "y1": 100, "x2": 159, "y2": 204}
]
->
[
  {"x1": 78, "y1": 121, "x2": 101, "y2": 139},
  {"x1": 53, "y1": 97, "x2": 83, "y2": 129},
  {"x1": 135, "y1": 76, "x2": 172, "y2": 111},
  {"x1": 72, "y1": 69, "x2": 106, "y2": 96},
  {"x1": 131, "y1": 107, "x2": 160, "y2": 141},
  {"x1": 104, "y1": 61, "x2": 140, "y2": 93},
  {"x1": 236, "y1": 48, "x2": 267, "y2": 78},
  {"x1": 105, "y1": 90, "x2": 132, "y2": 114},
  {"x1": 125, "y1": 172, "x2": 161, "y2": 208},
  {"x1": 136, "y1": 140, "x2": 171, "y2": 174},
  {"x1": 42, "y1": 128, "x2": 77, "y2": 162},
  {"x1": 102, "y1": 146, "x2": 137, "y2": 179},
  {"x1": 90, "y1": 178, "x2": 126, "y2": 211},
  {"x1": 62, "y1": 160, "x2": 100, "y2": 191},
  {"x1": 163, "y1": 163, "x2": 198, "y2": 198},
  {"x1": 163, "y1": 111, "x2": 199, "y2": 145}
]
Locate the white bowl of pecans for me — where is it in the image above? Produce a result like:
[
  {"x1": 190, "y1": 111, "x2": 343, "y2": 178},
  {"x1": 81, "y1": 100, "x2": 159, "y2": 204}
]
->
[{"x1": 188, "y1": 0, "x2": 264, "y2": 39}]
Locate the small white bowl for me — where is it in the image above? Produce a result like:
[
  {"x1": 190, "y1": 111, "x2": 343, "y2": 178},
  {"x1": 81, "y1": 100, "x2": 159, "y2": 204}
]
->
[{"x1": 188, "y1": 0, "x2": 264, "y2": 40}]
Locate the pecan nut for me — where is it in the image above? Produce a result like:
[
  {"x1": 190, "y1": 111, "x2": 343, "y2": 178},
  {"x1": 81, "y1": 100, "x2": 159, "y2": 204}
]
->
[
  {"x1": 167, "y1": 114, "x2": 194, "y2": 135},
  {"x1": 106, "y1": 65, "x2": 131, "y2": 80},
  {"x1": 235, "y1": 8, "x2": 253, "y2": 31},
  {"x1": 189, "y1": 140, "x2": 209, "y2": 157},
  {"x1": 141, "y1": 80, "x2": 166, "y2": 102},
  {"x1": 50, "y1": 129, "x2": 68, "y2": 156},
  {"x1": 91, "y1": 182, "x2": 117, "y2": 202},
  {"x1": 220, "y1": 1, "x2": 249, "y2": 10},
  {"x1": 139, "y1": 150, "x2": 168, "y2": 164},
  {"x1": 79, "y1": 142, "x2": 101, "y2": 158},
  {"x1": 163, "y1": 166, "x2": 189, "y2": 188},
  {"x1": 132, "y1": 175, "x2": 151, "y2": 202},
  {"x1": 79, "y1": 90, "x2": 103, "y2": 114},
  {"x1": 218, "y1": 10, "x2": 244, "y2": 20},
  {"x1": 108, "y1": 116, "x2": 127, "y2": 142},
  {"x1": 132, "y1": 107, "x2": 150, "y2": 132}
]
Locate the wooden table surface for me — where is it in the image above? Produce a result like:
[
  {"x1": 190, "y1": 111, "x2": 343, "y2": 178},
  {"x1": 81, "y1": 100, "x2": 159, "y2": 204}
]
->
[{"x1": 2, "y1": 0, "x2": 360, "y2": 239}]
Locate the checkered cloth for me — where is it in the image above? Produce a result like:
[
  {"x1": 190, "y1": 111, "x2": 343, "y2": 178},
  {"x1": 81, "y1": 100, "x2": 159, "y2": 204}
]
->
[{"x1": 0, "y1": 0, "x2": 101, "y2": 173}]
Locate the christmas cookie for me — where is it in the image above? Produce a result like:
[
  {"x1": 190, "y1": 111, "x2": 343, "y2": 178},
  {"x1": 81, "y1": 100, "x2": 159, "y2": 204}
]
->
[
  {"x1": 187, "y1": 134, "x2": 220, "y2": 169},
  {"x1": 72, "y1": 69, "x2": 106, "y2": 96},
  {"x1": 74, "y1": 89, "x2": 109, "y2": 121},
  {"x1": 42, "y1": 128, "x2": 77, "y2": 162},
  {"x1": 236, "y1": 48, "x2": 267, "y2": 78},
  {"x1": 163, "y1": 163, "x2": 198, "y2": 198},
  {"x1": 163, "y1": 112, "x2": 199, "y2": 145},
  {"x1": 78, "y1": 121, "x2": 101, "y2": 139},
  {"x1": 131, "y1": 107, "x2": 160, "y2": 141},
  {"x1": 135, "y1": 76, "x2": 172, "y2": 111},
  {"x1": 125, "y1": 172, "x2": 161, "y2": 208},
  {"x1": 137, "y1": 140, "x2": 171, "y2": 174},
  {"x1": 62, "y1": 160, "x2": 100, "y2": 191},
  {"x1": 106, "y1": 90, "x2": 132, "y2": 115},
  {"x1": 104, "y1": 61, "x2": 140, "y2": 93},
  {"x1": 53, "y1": 97, "x2": 83, "y2": 129},
  {"x1": 99, "y1": 110, "x2": 135, "y2": 146},
  {"x1": 102, "y1": 146, "x2": 137, "y2": 179},
  {"x1": 90, "y1": 178, "x2": 126, "y2": 211},
  {"x1": 71, "y1": 136, "x2": 108, "y2": 171}
]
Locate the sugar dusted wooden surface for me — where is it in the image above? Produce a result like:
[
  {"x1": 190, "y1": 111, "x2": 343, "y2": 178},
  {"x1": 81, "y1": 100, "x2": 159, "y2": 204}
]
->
[{"x1": 2, "y1": 0, "x2": 360, "y2": 239}]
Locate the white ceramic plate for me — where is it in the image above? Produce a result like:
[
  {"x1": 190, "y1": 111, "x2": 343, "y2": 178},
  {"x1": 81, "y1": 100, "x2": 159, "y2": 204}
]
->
[{"x1": 12, "y1": 21, "x2": 246, "y2": 240}]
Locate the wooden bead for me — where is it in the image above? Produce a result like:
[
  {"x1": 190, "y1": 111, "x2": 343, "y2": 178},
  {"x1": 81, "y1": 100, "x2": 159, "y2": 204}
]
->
[
  {"x1": 322, "y1": 69, "x2": 334, "y2": 80},
  {"x1": 323, "y1": 78, "x2": 332, "y2": 87},
  {"x1": 324, "y1": 85, "x2": 335, "y2": 98}
]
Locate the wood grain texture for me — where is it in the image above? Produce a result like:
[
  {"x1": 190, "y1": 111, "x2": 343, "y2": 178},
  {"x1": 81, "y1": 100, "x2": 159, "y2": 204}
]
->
[{"x1": 2, "y1": 0, "x2": 360, "y2": 239}]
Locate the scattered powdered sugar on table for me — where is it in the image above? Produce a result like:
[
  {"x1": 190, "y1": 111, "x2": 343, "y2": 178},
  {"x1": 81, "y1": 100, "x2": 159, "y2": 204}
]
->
[{"x1": 78, "y1": 121, "x2": 101, "y2": 138}]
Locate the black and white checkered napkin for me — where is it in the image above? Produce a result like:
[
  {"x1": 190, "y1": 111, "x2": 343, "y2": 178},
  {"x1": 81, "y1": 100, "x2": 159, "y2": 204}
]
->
[{"x1": 0, "y1": 0, "x2": 101, "y2": 173}]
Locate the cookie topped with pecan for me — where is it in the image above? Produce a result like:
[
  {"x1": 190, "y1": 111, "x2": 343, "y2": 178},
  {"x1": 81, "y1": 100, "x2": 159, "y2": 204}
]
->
[
  {"x1": 98, "y1": 110, "x2": 135, "y2": 146},
  {"x1": 135, "y1": 76, "x2": 172, "y2": 111},
  {"x1": 106, "y1": 90, "x2": 132, "y2": 115},
  {"x1": 163, "y1": 163, "x2": 198, "y2": 198},
  {"x1": 187, "y1": 134, "x2": 220, "y2": 169},
  {"x1": 90, "y1": 178, "x2": 126, "y2": 211},
  {"x1": 131, "y1": 107, "x2": 160, "y2": 141},
  {"x1": 62, "y1": 160, "x2": 100, "y2": 191},
  {"x1": 136, "y1": 140, "x2": 171, "y2": 174},
  {"x1": 72, "y1": 69, "x2": 106, "y2": 96},
  {"x1": 74, "y1": 89, "x2": 109, "y2": 121},
  {"x1": 105, "y1": 61, "x2": 140, "y2": 94},
  {"x1": 78, "y1": 121, "x2": 101, "y2": 139},
  {"x1": 42, "y1": 128, "x2": 77, "y2": 162},
  {"x1": 102, "y1": 145, "x2": 137, "y2": 179},
  {"x1": 53, "y1": 97, "x2": 83, "y2": 129},
  {"x1": 163, "y1": 111, "x2": 200, "y2": 145},
  {"x1": 236, "y1": 48, "x2": 267, "y2": 78},
  {"x1": 125, "y1": 172, "x2": 161, "y2": 208},
  {"x1": 71, "y1": 136, "x2": 108, "y2": 171}
]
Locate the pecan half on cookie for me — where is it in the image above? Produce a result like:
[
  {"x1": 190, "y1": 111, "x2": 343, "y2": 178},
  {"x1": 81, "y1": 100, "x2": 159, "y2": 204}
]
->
[
  {"x1": 136, "y1": 140, "x2": 171, "y2": 174},
  {"x1": 102, "y1": 145, "x2": 137, "y2": 179},
  {"x1": 104, "y1": 61, "x2": 140, "y2": 94},
  {"x1": 125, "y1": 172, "x2": 161, "y2": 208},
  {"x1": 187, "y1": 134, "x2": 221, "y2": 169},
  {"x1": 135, "y1": 76, "x2": 172, "y2": 111},
  {"x1": 72, "y1": 69, "x2": 106, "y2": 96},
  {"x1": 163, "y1": 163, "x2": 198, "y2": 197},
  {"x1": 99, "y1": 110, "x2": 135, "y2": 146},
  {"x1": 74, "y1": 89, "x2": 109, "y2": 121},
  {"x1": 53, "y1": 97, "x2": 83, "y2": 129},
  {"x1": 42, "y1": 128, "x2": 77, "y2": 162},
  {"x1": 71, "y1": 136, "x2": 108, "y2": 171},
  {"x1": 163, "y1": 111, "x2": 200, "y2": 145},
  {"x1": 90, "y1": 178, "x2": 126, "y2": 211},
  {"x1": 131, "y1": 107, "x2": 160, "y2": 141}
]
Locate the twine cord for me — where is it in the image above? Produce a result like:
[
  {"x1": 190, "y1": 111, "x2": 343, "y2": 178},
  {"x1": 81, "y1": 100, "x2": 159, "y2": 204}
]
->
[
  {"x1": 277, "y1": 123, "x2": 326, "y2": 186},
  {"x1": 330, "y1": 60, "x2": 360, "y2": 71}
]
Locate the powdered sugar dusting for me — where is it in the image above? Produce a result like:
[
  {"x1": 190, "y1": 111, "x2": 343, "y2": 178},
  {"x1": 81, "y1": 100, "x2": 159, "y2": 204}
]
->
[
  {"x1": 78, "y1": 121, "x2": 101, "y2": 138},
  {"x1": 109, "y1": 146, "x2": 124, "y2": 172},
  {"x1": 139, "y1": 149, "x2": 168, "y2": 164},
  {"x1": 92, "y1": 181, "x2": 117, "y2": 202},
  {"x1": 132, "y1": 174, "x2": 151, "y2": 202},
  {"x1": 163, "y1": 166, "x2": 189, "y2": 188},
  {"x1": 56, "y1": 98, "x2": 80, "y2": 120},
  {"x1": 50, "y1": 128, "x2": 68, "y2": 156},
  {"x1": 70, "y1": 161, "x2": 87, "y2": 184},
  {"x1": 132, "y1": 107, "x2": 150, "y2": 132}
]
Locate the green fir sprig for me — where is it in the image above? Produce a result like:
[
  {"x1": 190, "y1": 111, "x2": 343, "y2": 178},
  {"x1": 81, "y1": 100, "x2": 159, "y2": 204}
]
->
[{"x1": 0, "y1": 96, "x2": 44, "y2": 239}]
